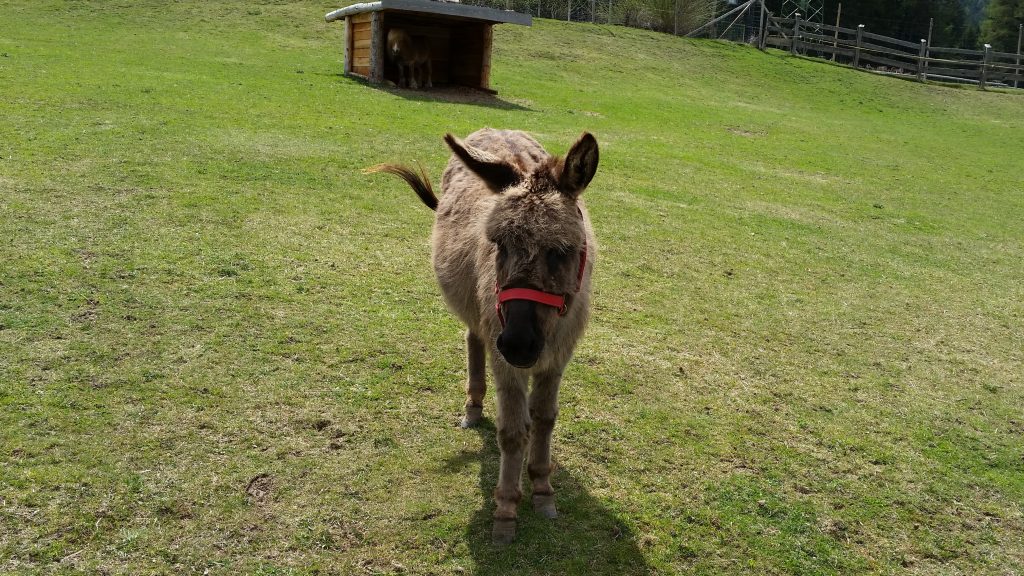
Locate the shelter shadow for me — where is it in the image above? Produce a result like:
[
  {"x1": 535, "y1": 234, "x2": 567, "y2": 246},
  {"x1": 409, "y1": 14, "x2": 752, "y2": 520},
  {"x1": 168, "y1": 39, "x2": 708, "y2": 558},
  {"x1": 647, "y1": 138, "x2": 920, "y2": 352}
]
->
[
  {"x1": 326, "y1": 73, "x2": 532, "y2": 111},
  {"x1": 443, "y1": 419, "x2": 652, "y2": 575},
  {"x1": 381, "y1": 86, "x2": 531, "y2": 111}
]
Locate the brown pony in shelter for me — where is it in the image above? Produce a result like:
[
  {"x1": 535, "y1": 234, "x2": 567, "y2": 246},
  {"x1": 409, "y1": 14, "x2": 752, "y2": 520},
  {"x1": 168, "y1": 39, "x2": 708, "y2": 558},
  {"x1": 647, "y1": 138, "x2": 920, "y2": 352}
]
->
[
  {"x1": 368, "y1": 128, "x2": 599, "y2": 543},
  {"x1": 386, "y1": 28, "x2": 432, "y2": 89}
]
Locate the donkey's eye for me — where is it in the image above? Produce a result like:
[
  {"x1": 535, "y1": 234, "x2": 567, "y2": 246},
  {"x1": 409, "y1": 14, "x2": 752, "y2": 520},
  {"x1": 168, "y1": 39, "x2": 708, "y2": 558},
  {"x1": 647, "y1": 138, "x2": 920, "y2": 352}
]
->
[{"x1": 546, "y1": 247, "x2": 570, "y2": 272}]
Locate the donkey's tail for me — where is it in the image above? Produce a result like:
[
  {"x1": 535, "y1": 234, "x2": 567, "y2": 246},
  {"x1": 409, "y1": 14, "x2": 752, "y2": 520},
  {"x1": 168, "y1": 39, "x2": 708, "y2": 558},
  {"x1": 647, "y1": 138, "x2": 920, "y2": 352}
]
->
[{"x1": 364, "y1": 163, "x2": 438, "y2": 211}]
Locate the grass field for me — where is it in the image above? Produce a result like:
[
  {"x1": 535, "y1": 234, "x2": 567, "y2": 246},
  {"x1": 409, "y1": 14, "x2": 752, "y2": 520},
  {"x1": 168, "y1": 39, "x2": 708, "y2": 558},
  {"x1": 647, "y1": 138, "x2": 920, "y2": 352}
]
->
[{"x1": 2, "y1": 1, "x2": 1024, "y2": 574}]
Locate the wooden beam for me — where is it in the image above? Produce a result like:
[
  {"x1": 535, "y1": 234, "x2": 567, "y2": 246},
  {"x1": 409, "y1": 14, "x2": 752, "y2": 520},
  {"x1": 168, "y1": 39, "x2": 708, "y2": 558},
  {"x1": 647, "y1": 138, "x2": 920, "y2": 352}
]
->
[
  {"x1": 480, "y1": 24, "x2": 493, "y2": 90},
  {"x1": 325, "y1": 0, "x2": 531, "y2": 26},
  {"x1": 853, "y1": 24, "x2": 864, "y2": 68},
  {"x1": 979, "y1": 44, "x2": 991, "y2": 90},
  {"x1": 917, "y1": 40, "x2": 926, "y2": 81},
  {"x1": 344, "y1": 18, "x2": 353, "y2": 75}
]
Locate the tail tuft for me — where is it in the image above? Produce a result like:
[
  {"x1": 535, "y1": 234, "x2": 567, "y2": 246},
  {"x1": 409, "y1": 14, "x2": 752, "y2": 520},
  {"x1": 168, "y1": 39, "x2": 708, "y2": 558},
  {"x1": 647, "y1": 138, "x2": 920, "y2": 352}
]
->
[{"x1": 364, "y1": 163, "x2": 438, "y2": 211}]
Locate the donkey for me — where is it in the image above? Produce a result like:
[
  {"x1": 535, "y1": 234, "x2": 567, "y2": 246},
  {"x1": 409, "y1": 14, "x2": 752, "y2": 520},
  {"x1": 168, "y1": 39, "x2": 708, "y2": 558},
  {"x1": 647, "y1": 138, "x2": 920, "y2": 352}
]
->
[
  {"x1": 367, "y1": 128, "x2": 598, "y2": 543},
  {"x1": 386, "y1": 28, "x2": 432, "y2": 89}
]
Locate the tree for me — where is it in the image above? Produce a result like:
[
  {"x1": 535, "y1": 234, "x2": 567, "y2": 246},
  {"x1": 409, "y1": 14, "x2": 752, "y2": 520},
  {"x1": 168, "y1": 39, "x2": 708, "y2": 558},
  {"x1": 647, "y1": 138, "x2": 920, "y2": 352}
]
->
[
  {"x1": 982, "y1": 0, "x2": 1024, "y2": 51},
  {"x1": 763, "y1": 0, "x2": 983, "y2": 47}
]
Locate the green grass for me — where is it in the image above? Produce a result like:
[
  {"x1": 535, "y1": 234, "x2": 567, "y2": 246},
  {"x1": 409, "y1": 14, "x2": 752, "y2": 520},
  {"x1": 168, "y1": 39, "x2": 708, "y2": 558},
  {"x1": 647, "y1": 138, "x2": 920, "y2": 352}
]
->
[{"x1": 2, "y1": 1, "x2": 1023, "y2": 574}]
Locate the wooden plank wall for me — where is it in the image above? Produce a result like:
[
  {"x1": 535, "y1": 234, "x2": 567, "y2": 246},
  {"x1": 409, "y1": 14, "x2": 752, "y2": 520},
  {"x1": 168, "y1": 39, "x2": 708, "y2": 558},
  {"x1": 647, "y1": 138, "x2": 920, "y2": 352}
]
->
[{"x1": 349, "y1": 13, "x2": 373, "y2": 78}]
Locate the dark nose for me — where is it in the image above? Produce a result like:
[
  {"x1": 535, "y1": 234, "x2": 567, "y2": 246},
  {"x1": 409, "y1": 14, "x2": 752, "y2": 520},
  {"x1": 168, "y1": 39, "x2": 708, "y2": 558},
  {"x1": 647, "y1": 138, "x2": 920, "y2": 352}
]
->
[{"x1": 496, "y1": 301, "x2": 544, "y2": 368}]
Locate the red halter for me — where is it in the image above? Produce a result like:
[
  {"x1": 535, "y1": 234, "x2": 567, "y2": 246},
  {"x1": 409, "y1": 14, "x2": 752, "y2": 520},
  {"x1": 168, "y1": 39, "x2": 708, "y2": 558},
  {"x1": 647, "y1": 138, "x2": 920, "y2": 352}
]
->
[{"x1": 495, "y1": 240, "x2": 588, "y2": 328}]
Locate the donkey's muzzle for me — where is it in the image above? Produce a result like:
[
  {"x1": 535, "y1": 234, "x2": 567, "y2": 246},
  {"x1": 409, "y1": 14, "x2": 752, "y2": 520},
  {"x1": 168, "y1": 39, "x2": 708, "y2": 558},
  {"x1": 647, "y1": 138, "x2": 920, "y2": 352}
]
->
[{"x1": 496, "y1": 300, "x2": 544, "y2": 368}]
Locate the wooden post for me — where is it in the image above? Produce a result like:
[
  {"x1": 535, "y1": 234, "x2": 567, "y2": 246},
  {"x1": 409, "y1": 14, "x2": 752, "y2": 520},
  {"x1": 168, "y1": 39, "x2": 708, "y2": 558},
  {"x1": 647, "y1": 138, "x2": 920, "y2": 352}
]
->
[
  {"x1": 673, "y1": 0, "x2": 678, "y2": 35},
  {"x1": 567, "y1": 0, "x2": 571, "y2": 22},
  {"x1": 853, "y1": 24, "x2": 864, "y2": 68},
  {"x1": 1016, "y1": 24, "x2": 1022, "y2": 90},
  {"x1": 917, "y1": 39, "x2": 927, "y2": 82},
  {"x1": 480, "y1": 24, "x2": 493, "y2": 90},
  {"x1": 980, "y1": 43, "x2": 991, "y2": 89},
  {"x1": 343, "y1": 17, "x2": 353, "y2": 75},
  {"x1": 831, "y1": 3, "x2": 841, "y2": 61},
  {"x1": 791, "y1": 12, "x2": 801, "y2": 56},
  {"x1": 758, "y1": 0, "x2": 768, "y2": 50},
  {"x1": 369, "y1": 11, "x2": 383, "y2": 84},
  {"x1": 608, "y1": 0, "x2": 612, "y2": 24},
  {"x1": 925, "y1": 18, "x2": 933, "y2": 75},
  {"x1": 591, "y1": 0, "x2": 595, "y2": 23}
]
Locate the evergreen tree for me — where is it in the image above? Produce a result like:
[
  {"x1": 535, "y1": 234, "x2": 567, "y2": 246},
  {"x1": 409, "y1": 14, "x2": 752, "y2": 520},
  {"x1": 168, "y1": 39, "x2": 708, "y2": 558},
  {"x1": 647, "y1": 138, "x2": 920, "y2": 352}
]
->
[
  {"x1": 764, "y1": 0, "x2": 984, "y2": 47},
  {"x1": 982, "y1": 0, "x2": 1023, "y2": 51}
]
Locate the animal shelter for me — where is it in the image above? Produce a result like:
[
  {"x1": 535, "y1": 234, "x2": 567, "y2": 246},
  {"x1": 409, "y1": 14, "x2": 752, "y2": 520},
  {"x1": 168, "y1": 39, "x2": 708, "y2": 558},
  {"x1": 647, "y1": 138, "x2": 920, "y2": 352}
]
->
[{"x1": 325, "y1": 0, "x2": 531, "y2": 92}]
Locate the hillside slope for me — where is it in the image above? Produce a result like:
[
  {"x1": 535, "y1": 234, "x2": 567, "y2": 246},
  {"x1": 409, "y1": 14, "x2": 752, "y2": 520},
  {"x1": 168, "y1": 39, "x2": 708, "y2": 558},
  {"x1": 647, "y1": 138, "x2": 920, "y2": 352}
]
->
[{"x1": 1, "y1": 2, "x2": 1023, "y2": 574}]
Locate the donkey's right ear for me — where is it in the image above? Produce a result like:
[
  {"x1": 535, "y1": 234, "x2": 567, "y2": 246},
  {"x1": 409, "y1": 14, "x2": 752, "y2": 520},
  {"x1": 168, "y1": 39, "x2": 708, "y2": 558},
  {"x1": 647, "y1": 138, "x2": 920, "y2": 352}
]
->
[{"x1": 444, "y1": 133, "x2": 520, "y2": 192}]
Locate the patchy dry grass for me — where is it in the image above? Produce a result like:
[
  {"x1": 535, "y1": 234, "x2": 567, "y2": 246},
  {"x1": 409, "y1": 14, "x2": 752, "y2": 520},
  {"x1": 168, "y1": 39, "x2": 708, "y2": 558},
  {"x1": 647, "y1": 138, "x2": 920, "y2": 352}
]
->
[{"x1": 1, "y1": 1, "x2": 1023, "y2": 574}]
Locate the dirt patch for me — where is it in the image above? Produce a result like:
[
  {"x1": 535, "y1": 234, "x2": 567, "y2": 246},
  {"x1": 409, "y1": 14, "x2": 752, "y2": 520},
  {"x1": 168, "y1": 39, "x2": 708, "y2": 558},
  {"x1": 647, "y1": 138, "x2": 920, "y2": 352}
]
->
[
  {"x1": 727, "y1": 126, "x2": 766, "y2": 137},
  {"x1": 245, "y1": 473, "x2": 273, "y2": 504},
  {"x1": 74, "y1": 297, "x2": 100, "y2": 322}
]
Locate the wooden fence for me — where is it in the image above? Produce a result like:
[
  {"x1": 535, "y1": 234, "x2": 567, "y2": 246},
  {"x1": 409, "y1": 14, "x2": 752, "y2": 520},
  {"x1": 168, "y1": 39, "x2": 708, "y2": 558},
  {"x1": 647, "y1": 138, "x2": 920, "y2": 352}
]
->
[{"x1": 763, "y1": 16, "x2": 1024, "y2": 90}]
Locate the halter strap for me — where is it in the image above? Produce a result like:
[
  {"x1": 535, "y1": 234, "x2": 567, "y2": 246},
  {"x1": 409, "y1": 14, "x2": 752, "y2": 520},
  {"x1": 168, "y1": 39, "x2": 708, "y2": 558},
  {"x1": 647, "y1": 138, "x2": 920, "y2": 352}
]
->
[{"x1": 495, "y1": 237, "x2": 588, "y2": 328}]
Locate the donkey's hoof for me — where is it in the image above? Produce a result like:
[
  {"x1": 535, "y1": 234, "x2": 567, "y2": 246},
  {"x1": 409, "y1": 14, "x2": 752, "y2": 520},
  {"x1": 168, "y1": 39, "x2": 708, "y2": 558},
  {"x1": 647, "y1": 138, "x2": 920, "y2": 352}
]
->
[
  {"x1": 460, "y1": 405, "x2": 483, "y2": 428},
  {"x1": 491, "y1": 518, "x2": 517, "y2": 544},
  {"x1": 532, "y1": 494, "x2": 557, "y2": 519}
]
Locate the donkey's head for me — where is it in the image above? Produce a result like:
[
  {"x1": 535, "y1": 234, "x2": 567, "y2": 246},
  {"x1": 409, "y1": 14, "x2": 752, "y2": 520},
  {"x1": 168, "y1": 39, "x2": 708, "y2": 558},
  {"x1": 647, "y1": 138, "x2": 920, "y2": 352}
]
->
[{"x1": 445, "y1": 132, "x2": 599, "y2": 368}]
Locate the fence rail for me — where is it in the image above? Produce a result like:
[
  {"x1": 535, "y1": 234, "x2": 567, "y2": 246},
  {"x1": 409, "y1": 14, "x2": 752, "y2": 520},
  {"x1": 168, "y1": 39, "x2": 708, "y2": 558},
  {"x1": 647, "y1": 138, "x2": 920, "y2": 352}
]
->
[{"x1": 765, "y1": 15, "x2": 1024, "y2": 90}]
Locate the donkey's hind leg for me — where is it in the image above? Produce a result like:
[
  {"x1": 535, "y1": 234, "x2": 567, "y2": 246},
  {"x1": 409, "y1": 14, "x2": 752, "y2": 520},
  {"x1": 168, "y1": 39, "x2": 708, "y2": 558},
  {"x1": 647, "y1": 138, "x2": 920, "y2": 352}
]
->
[
  {"x1": 527, "y1": 370, "x2": 561, "y2": 519},
  {"x1": 461, "y1": 330, "x2": 486, "y2": 428}
]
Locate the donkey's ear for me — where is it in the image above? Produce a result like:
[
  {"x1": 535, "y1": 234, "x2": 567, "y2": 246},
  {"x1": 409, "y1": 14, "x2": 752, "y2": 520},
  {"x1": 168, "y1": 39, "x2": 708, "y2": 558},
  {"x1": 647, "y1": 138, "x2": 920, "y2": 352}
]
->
[
  {"x1": 444, "y1": 133, "x2": 520, "y2": 193},
  {"x1": 557, "y1": 132, "x2": 599, "y2": 198}
]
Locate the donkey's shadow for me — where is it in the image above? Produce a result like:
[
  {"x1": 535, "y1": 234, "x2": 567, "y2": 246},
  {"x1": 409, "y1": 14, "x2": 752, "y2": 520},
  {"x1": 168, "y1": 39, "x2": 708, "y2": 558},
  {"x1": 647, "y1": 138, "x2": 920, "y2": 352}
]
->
[{"x1": 443, "y1": 419, "x2": 652, "y2": 575}]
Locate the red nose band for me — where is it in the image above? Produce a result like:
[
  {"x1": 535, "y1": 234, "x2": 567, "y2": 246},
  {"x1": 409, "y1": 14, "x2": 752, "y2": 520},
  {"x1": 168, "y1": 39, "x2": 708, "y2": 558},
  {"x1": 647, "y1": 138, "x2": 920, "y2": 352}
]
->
[{"x1": 495, "y1": 241, "x2": 588, "y2": 328}]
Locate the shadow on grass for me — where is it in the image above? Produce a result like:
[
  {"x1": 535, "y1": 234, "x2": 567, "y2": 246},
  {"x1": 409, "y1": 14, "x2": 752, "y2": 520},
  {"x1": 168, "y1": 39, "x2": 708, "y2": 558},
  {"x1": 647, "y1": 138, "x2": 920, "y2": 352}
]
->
[
  {"x1": 318, "y1": 72, "x2": 533, "y2": 111},
  {"x1": 444, "y1": 419, "x2": 651, "y2": 575},
  {"x1": 380, "y1": 85, "x2": 534, "y2": 111}
]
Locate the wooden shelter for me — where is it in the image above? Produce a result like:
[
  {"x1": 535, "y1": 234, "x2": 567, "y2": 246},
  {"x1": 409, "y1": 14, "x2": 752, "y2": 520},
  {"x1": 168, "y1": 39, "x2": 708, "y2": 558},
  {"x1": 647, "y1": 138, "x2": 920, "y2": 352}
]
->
[{"x1": 325, "y1": 0, "x2": 531, "y2": 92}]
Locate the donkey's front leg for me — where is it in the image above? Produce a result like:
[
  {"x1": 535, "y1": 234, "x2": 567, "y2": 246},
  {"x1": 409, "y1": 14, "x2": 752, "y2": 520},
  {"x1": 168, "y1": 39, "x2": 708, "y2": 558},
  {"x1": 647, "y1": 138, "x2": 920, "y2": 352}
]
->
[
  {"x1": 528, "y1": 370, "x2": 560, "y2": 519},
  {"x1": 461, "y1": 330, "x2": 486, "y2": 428},
  {"x1": 491, "y1": 363, "x2": 529, "y2": 544}
]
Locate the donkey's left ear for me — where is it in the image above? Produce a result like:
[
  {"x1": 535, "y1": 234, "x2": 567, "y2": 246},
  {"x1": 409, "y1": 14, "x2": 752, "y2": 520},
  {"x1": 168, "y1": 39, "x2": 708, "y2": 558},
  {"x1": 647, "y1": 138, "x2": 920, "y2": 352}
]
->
[{"x1": 558, "y1": 132, "x2": 599, "y2": 198}]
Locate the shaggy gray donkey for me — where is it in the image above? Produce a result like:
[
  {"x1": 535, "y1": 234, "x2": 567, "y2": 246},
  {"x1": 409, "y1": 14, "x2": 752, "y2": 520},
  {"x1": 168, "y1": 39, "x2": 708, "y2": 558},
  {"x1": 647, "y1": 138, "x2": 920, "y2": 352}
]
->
[{"x1": 368, "y1": 128, "x2": 599, "y2": 543}]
